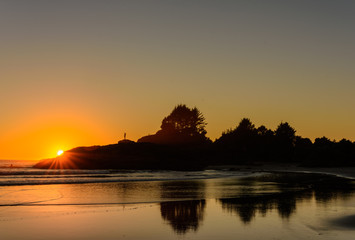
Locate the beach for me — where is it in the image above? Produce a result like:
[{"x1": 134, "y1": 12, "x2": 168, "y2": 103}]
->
[{"x1": 1, "y1": 161, "x2": 355, "y2": 239}]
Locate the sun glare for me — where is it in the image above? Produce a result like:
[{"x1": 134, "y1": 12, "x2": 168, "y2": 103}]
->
[{"x1": 57, "y1": 150, "x2": 64, "y2": 156}]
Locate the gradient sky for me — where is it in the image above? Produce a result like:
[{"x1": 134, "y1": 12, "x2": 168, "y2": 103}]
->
[{"x1": 1, "y1": 0, "x2": 354, "y2": 160}]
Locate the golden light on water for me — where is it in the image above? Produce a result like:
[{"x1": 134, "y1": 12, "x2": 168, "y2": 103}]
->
[{"x1": 57, "y1": 150, "x2": 64, "y2": 156}]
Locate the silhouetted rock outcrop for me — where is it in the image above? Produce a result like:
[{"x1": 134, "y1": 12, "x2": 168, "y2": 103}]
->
[{"x1": 34, "y1": 140, "x2": 212, "y2": 170}]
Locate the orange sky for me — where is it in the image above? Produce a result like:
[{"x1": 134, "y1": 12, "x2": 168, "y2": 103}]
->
[{"x1": 1, "y1": 1, "x2": 354, "y2": 160}]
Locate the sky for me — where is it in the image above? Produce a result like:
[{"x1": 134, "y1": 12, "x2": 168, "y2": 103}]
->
[{"x1": 1, "y1": 0, "x2": 354, "y2": 160}]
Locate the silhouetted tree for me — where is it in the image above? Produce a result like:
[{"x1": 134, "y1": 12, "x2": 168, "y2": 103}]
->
[
  {"x1": 337, "y1": 139, "x2": 355, "y2": 158},
  {"x1": 275, "y1": 122, "x2": 296, "y2": 145},
  {"x1": 215, "y1": 118, "x2": 259, "y2": 163},
  {"x1": 160, "y1": 104, "x2": 207, "y2": 137},
  {"x1": 294, "y1": 136, "x2": 313, "y2": 160},
  {"x1": 218, "y1": 118, "x2": 257, "y2": 142},
  {"x1": 234, "y1": 118, "x2": 256, "y2": 135},
  {"x1": 138, "y1": 104, "x2": 209, "y2": 144},
  {"x1": 314, "y1": 136, "x2": 333, "y2": 147},
  {"x1": 304, "y1": 137, "x2": 355, "y2": 167},
  {"x1": 274, "y1": 122, "x2": 296, "y2": 160},
  {"x1": 256, "y1": 125, "x2": 269, "y2": 136},
  {"x1": 255, "y1": 125, "x2": 275, "y2": 159}
]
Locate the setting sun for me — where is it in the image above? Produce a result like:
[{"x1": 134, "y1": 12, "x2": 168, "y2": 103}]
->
[{"x1": 57, "y1": 150, "x2": 64, "y2": 156}]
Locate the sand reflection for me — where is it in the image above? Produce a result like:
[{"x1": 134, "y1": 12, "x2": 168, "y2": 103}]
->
[
  {"x1": 159, "y1": 180, "x2": 206, "y2": 234},
  {"x1": 160, "y1": 200, "x2": 206, "y2": 234},
  {"x1": 219, "y1": 173, "x2": 355, "y2": 225},
  {"x1": 1, "y1": 173, "x2": 355, "y2": 239}
]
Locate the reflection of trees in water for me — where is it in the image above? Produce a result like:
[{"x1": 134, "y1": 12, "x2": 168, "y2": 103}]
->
[
  {"x1": 220, "y1": 191, "x2": 310, "y2": 224},
  {"x1": 159, "y1": 180, "x2": 206, "y2": 234},
  {"x1": 161, "y1": 200, "x2": 206, "y2": 234},
  {"x1": 159, "y1": 180, "x2": 205, "y2": 200},
  {"x1": 157, "y1": 173, "x2": 355, "y2": 233},
  {"x1": 220, "y1": 173, "x2": 355, "y2": 224},
  {"x1": 313, "y1": 179, "x2": 354, "y2": 203}
]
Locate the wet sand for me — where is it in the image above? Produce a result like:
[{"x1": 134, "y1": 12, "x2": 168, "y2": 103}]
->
[
  {"x1": 208, "y1": 163, "x2": 355, "y2": 179},
  {"x1": 331, "y1": 215, "x2": 355, "y2": 229},
  {"x1": 1, "y1": 171, "x2": 355, "y2": 239}
]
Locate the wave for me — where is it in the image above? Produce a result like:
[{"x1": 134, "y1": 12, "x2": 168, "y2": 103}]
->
[{"x1": 0, "y1": 168, "x2": 251, "y2": 186}]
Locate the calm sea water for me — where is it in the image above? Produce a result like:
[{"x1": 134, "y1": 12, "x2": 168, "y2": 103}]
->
[{"x1": 1, "y1": 159, "x2": 355, "y2": 239}]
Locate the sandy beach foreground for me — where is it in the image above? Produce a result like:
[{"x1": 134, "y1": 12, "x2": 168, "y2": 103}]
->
[{"x1": 1, "y1": 170, "x2": 355, "y2": 240}]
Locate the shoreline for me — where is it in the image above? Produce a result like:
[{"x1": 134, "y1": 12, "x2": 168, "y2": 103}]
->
[
  {"x1": 207, "y1": 163, "x2": 355, "y2": 180},
  {"x1": 1, "y1": 163, "x2": 355, "y2": 187}
]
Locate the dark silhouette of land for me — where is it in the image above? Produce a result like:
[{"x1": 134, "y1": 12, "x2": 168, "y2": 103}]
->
[{"x1": 34, "y1": 104, "x2": 355, "y2": 170}]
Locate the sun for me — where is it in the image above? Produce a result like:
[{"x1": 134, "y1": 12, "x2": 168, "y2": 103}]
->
[{"x1": 57, "y1": 150, "x2": 64, "y2": 156}]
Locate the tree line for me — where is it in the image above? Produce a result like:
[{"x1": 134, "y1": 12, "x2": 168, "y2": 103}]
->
[
  {"x1": 138, "y1": 104, "x2": 355, "y2": 167},
  {"x1": 34, "y1": 104, "x2": 355, "y2": 170}
]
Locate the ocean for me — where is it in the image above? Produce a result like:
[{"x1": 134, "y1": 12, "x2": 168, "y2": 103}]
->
[{"x1": 0, "y1": 159, "x2": 249, "y2": 186}]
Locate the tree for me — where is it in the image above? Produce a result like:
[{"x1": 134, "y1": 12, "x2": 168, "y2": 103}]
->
[
  {"x1": 314, "y1": 136, "x2": 333, "y2": 147},
  {"x1": 275, "y1": 122, "x2": 296, "y2": 146},
  {"x1": 274, "y1": 122, "x2": 296, "y2": 160},
  {"x1": 215, "y1": 118, "x2": 259, "y2": 162},
  {"x1": 138, "y1": 104, "x2": 208, "y2": 144},
  {"x1": 219, "y1": 118, "x2": 256, "y2": 139},
  {"x1": 235, "y1": 118, "x2": 256, "y2": 136},
  {"x1": 294, "y1": 136, "x2": 313, "y2": 159},
  {"x1": 160, "y1": 104, "x2": 207, "y2": 137}
]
